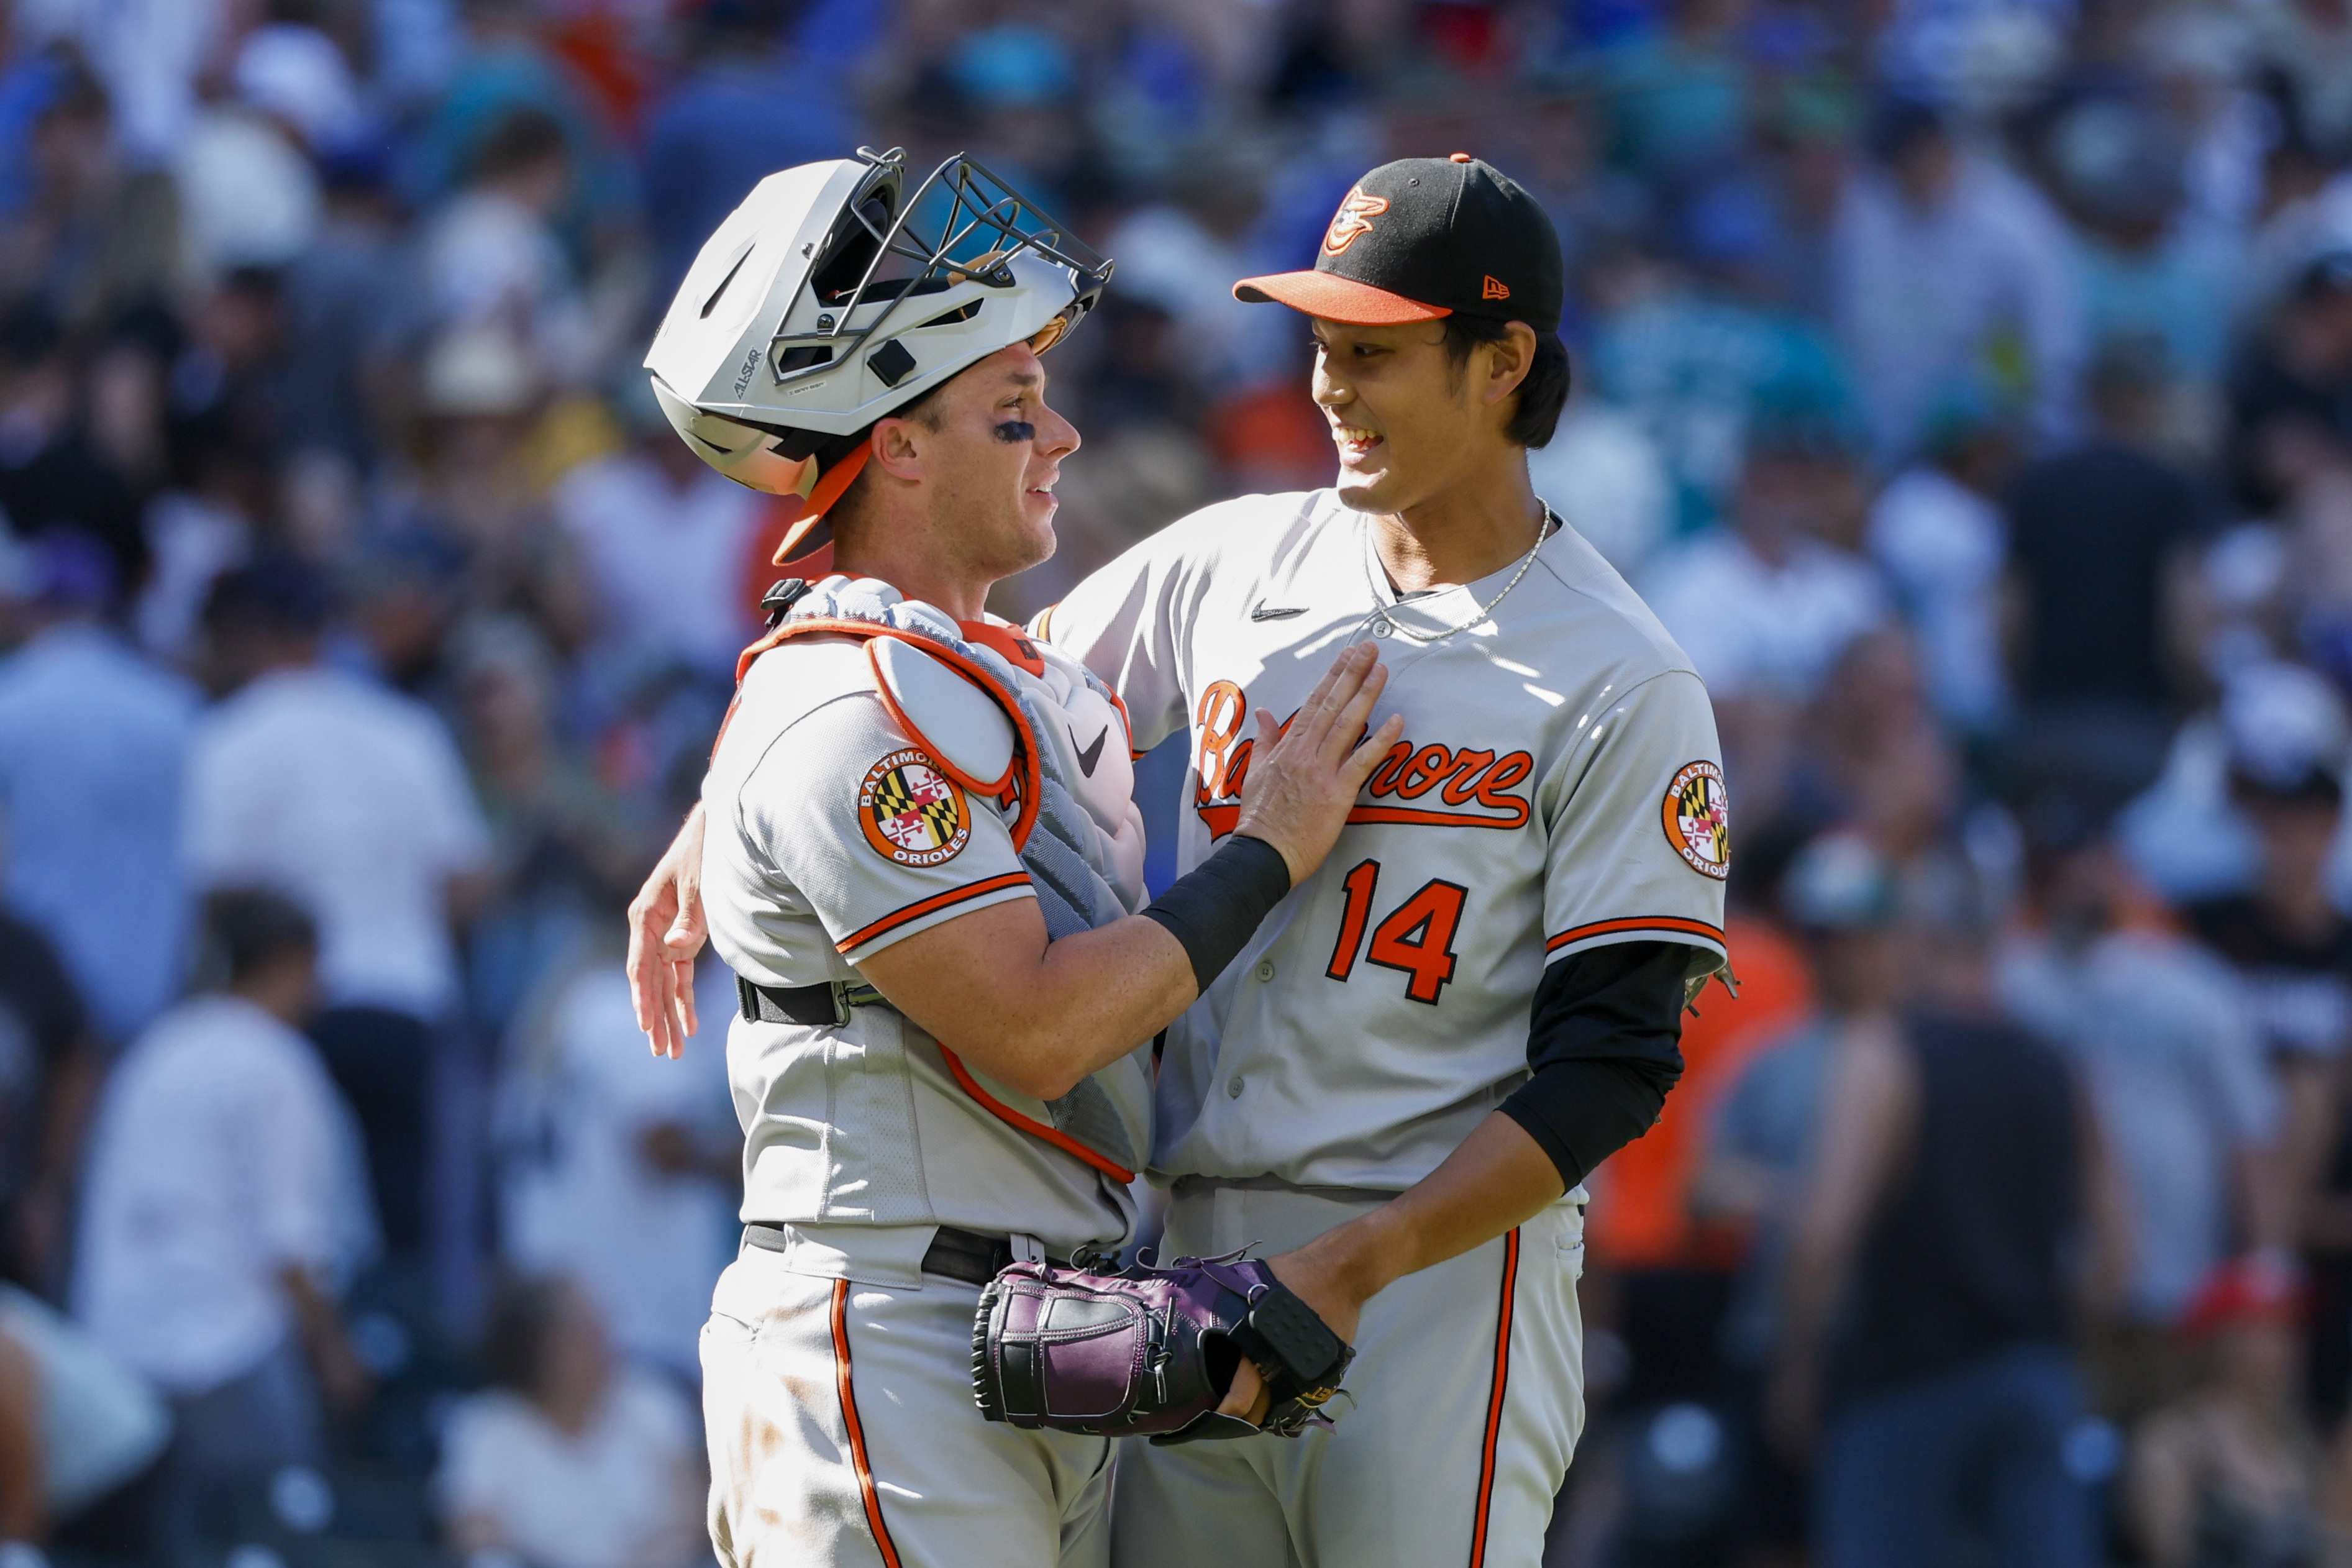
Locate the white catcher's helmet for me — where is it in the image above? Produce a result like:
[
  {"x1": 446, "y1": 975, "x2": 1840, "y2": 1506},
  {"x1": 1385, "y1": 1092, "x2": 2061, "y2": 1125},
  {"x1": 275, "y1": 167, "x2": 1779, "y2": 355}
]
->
[{"x1": 645, "y1": 147, "x2": 1109, "y2": 536}]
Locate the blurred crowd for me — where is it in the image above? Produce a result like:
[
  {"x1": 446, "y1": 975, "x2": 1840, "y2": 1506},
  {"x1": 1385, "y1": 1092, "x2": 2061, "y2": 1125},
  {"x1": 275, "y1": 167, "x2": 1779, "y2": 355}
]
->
[{"x1": 3, "y1": 0, "x2": 2352, "y2": 1564}]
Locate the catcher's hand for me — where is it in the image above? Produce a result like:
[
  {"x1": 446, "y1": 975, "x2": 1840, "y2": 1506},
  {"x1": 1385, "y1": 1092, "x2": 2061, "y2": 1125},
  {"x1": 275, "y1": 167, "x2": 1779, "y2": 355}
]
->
[
  {"x1": 972, "y1": 1249, "x2": 1354, "y2": 1444},
  {"x1": 629, "y1": 805, "x2": 709, "y2": 1058}
]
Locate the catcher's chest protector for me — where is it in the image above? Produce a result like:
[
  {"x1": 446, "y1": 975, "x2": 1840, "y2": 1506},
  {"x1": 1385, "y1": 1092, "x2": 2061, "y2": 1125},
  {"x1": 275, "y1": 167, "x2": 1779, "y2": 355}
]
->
[{"x1": 731, "y1": 577, "x2": 1153, "y2": 1180}]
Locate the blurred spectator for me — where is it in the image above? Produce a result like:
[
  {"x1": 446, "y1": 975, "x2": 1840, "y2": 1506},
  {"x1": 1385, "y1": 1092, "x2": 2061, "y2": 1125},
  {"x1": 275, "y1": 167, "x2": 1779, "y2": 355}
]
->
[
  {"x1": 1831, "y1": 99, "x2": 2082, "y2": 462},
  {"x1": 0, "y1": 297, "x2": 148, "y2": 591},
  {"x1": 276, "y1": 151, "x2": 404, "y2": 480},
  {"x1": 1689, "y1": 832, "x2": 1902, "y2": 1557},
  {"x1": 2000, "y1": 809, "x2": 2284, "y2": 1423},
  {"x1": 1593, "y1": 0, "x2": 1755, "y2": 183},
  {"x1": 1780, "y1": 629, "x2": 1963, "y2": 868},
  {"x1": 0, "y1": 872, "x2": 92, "y2": 1297},
  {"x1": 416, "y1": 105, "x2": 595, "y2": 385},
  {"x1": 552, "y1": 381, "x2": 760, "y2": 681},
  {"x1": 641, "y1": 0, "x2": 856, "y2": 299},
  {"x1": 164, "y1": 265, "x2": 291, "y2": 506},
  {"x1": 15, "y1": 0, "x2": 222, "y2": 171},
  {"x1": 0, "y1": 527, "x2": 196, "y2": 1046},
  {"x1": 1586, "y1": 234, "x2": 1853, "y2": 533},
  {"x1": 401, "y1": 0, "x2": 634, "y2": 263},
  {"x1": 435, "y1": 1273, "x2": 704, "y2": 1568},
  {"x1": 1698, "y1": 836, "x2": 1903, "y2": 1358},
  {"x1": 73, "y1": 887, "x2": 373, "y2": 1556},
  {"x1": 450, "y1": 616, "x2": 644, "y2": 1041},
  {"x1": 1642, "y1": 417, "x2": 1889, "y2": 704},
  {"x1": 2228, "y1": 250, "x2": 2352, "y2": 519},
  {"x1": 1774, "y1": 850, "x2": 2113, "y2": 1568},
  {"x1": 2006, "y1": 340, "x2": 2217, "y2": 801},
  {"x1": 1103, "y1": 155, "x2": 1282, "y2": 392},
  {"x1": 0, "y1": 1284, "x2": 170, "y2": 1556},
  {"x1": 2042, "y1": 92, "x2": 2240, "y2": 391},
  {"x1": 498, "y1": 946, "x2": 736, "y2": 1383},
  {"x1": 2128, "y1": 1259, "x2": 2332, "y2": 1566},
  {"x1": 1866, "y1": 388, "x2": 2020, "y2": 736},
  {"x1": 389, "y1": 323, "x2": 598, "y2": 653},
  {"x1": 0, "y1": 47, "x2": 178, "y2": 331},
  {"x1": 1572, "y1": 906, "x2": 1813, "y2": 1557},
  {"x1": 1528, "y1": 391, "x2": 1675, "y2": 581},
  {"x1": 183, "y1": 558, "x2": 491, "y2": 1260},
  {"x1": 230, "y1": 6, "x2": 367, "y2": 158},
  {"x1": 171, "y1": 98, "x2": 319, "y2": 283},
  {"x1": 2182, "y1": 669, "x2": 2352, "y2": 1418}
]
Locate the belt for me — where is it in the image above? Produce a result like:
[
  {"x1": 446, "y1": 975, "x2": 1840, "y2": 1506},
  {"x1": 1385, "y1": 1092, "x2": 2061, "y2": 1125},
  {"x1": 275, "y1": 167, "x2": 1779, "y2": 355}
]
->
[
  {"x1": 736, "y1": 974, "x2": 886, "y2": 1028},
  {"x1": 742, "y1": 1222, "x2": 1073, "y2": 1287}
]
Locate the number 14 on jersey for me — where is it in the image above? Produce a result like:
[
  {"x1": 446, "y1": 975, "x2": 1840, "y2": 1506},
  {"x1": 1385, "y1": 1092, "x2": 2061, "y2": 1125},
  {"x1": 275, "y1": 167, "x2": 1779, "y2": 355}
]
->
[{"x1": 1324, "y1": 860, "x2": 1467, "y2": 1005}]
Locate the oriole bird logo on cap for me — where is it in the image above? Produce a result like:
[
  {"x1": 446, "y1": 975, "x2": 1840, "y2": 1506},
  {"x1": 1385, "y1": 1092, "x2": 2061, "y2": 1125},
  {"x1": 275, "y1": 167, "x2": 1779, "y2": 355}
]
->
[{"x1": 1323, "y1": 188, "x2": 1389, "y2": 256}]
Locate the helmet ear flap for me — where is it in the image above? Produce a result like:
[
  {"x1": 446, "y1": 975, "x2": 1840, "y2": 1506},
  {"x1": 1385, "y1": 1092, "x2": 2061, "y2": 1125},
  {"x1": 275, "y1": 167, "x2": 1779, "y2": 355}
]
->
[{"x1": 649, "y1": 375, "x2": 818, "y2": 497}]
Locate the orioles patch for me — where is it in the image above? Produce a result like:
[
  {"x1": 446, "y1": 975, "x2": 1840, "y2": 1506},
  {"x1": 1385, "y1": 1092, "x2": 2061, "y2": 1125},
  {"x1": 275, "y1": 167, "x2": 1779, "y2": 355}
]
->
[
  {"x1": 859, "y1": 749, "x2": 972, "y2": 868},
  {"x1": 1662, "y1": 760, "x2": 1731, "y2": 880},
  {"x1": 1323, "y1": 187, "x2": 1389, "y2": 255}
]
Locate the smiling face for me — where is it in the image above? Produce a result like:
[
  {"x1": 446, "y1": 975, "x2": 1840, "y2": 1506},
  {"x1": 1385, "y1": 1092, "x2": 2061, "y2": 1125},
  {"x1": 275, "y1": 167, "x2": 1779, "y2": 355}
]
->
[
  {"x1": 1311, "y1": 319, "x2": 1520, "y2": 516},
  {"x1": 911, "y1": 342, "x2": 1078, "y2": 581}
]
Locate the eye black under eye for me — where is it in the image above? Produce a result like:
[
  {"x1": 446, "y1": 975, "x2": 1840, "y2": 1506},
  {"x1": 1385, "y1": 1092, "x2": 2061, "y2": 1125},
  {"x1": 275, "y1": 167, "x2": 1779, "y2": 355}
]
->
[{"x1": 994, "y1": 419, "x2": 1036, "y2": 444}]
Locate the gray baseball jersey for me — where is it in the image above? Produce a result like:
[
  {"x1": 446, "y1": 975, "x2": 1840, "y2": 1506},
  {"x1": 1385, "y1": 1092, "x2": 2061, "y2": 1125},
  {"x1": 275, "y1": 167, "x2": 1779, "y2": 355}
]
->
[
  {"x1": 1037, "y1": 488, "x2": 1730, "y2": 1192},
  {"x1": 701, "y1": 581, "x2": 1151, "y2": 1286}
]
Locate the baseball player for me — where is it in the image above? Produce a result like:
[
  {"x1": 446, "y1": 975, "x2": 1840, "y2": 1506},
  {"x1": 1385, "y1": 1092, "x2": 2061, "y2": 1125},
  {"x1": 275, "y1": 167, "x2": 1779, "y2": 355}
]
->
[
  {"x1": 632, "y1": 150, "x2": 1400, "y2": 1568},
  {"x1": 1024, "y1": 153, "x2": 1730, "y2": 1566}
]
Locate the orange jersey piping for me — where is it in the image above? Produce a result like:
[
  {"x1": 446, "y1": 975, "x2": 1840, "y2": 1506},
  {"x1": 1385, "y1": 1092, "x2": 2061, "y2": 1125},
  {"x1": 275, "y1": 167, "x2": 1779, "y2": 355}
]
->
[
  {"x1": 1544, "y1": 916, "x2": 1726, "y2": 954},
  {"x1": 834, "y1": 872, "x2": 1034, "y2": 955},
  {"x1": 830, "y1": 1279, "x2": 906, "y2": 1568},
  {"x1": 1467, "y1": 1228, "x2": 1520, "y2": 1568}
]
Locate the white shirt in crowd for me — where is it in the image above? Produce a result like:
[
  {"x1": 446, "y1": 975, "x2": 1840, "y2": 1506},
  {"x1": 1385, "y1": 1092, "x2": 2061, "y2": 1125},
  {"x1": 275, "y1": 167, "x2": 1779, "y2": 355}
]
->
[
  {"x1": 1641, "y1": 529, "x2": 1889, "y2": 703},
  {"x1": 1867, "y1": 463, "x2": 2010, "y2": 734},
  {"x1": 498, "y1": 961, "x2": 736, "y2": 1382},
  {"x1": 74, "y1": 993, "x2": 375, "y2": 1394},
  {"x1": 1831, "y1": 152, "x2": 2082, "y2": 462},
  {"x1": 552, "y1": 452, "x2": 761, "y2": 678},
  {"x1": 183, "y1": 665, "x2": 492, "y2": 1019},
  {"x1": 1999, "y1": 929, "x2": 2277, "y2": 1323},
  {"x1": 436, "y1": 1367, "x2": 700, "y2": 1568}
]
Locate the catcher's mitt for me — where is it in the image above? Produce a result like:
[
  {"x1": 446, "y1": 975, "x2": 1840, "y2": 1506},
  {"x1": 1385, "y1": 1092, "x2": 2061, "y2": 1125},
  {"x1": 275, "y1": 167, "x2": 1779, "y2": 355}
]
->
[{"x1": 972, "y1": 1247, "x2": 1354, "y2": 1445}]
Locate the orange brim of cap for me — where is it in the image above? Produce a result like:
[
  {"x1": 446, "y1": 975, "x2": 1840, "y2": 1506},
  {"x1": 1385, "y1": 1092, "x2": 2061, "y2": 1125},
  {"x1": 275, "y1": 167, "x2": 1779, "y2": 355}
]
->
[{"x1": 1231, "y1": 270, "x2": 1451, "y2": 324}]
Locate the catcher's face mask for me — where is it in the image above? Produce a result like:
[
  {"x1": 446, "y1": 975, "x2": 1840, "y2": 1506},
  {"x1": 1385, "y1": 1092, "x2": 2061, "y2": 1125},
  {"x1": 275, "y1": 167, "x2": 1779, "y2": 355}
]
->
[
  {"x1": 765, "y1": 148, "x2": 1110, "y2": 390},
  {"x1": 646, "y1": 147, "x2": 1111, "y2": 504}
]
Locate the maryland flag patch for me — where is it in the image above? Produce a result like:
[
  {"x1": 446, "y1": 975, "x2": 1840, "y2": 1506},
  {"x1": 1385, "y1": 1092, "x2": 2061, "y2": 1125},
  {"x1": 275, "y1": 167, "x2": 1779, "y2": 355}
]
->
[
  {"x1": 859, "y1": 749, "x2": 972, "y2": 868},
  {"x1": 1662, "y1": 760, "x2": 1731, "y2": 881}
]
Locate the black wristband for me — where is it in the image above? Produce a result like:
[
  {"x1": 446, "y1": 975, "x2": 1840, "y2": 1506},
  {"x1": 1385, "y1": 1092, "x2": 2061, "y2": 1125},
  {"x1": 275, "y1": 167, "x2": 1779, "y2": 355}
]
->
[{"x1": 1138, "y1": 834, "x2": 1292, "y2": 994}]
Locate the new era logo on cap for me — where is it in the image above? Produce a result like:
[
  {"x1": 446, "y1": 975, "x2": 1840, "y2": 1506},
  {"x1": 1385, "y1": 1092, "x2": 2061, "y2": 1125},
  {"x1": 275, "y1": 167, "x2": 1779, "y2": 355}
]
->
[{"x1": 1233, "y1": 154, "x2": 1563, "y2": 334}]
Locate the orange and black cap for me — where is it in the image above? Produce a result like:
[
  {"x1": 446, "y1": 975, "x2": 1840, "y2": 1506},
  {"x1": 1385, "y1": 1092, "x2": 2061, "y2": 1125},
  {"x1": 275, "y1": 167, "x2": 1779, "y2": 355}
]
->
[{"x1": 1233, "y1": 153, "x2": 1564, "y2": 334}]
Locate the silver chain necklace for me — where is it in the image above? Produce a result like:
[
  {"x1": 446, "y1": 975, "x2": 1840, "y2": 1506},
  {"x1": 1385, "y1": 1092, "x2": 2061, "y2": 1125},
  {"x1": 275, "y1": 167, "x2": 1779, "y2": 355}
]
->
[{"x1": 1363, "y1": 505, "x2": 1559, "y2": 644}]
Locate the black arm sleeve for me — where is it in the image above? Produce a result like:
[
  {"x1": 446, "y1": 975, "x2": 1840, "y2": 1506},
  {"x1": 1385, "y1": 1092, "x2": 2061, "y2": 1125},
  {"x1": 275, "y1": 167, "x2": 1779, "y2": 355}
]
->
[
  {"x1": 1498, "y1": 940, "x2": 1696, "y2": 1190},
  {"x1": 1137, "y1": 834, "x2": 1292, "y2": 994}
]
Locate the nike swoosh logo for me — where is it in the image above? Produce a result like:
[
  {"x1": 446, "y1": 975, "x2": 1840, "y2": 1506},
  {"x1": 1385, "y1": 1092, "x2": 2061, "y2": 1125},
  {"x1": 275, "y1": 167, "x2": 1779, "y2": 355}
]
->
[
  {"x1": 1072, "y1": 725, "x2": 1108, "y2": 778},
  {"x1": 1251, "y1": 604, "x2": 1307, "y2": 621}
]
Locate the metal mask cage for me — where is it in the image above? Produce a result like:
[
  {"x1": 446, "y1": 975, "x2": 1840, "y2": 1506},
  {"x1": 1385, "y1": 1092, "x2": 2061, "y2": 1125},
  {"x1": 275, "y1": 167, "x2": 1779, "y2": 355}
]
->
[{"x1": 763, "y1": 147, "x2": 1111, "y2": 387}]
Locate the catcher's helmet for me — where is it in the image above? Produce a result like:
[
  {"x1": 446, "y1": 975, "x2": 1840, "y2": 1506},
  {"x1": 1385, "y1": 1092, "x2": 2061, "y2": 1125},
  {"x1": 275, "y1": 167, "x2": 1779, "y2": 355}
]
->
[{"x1": 645, "y1": 147, "x2": 1109, "y2": 545}]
